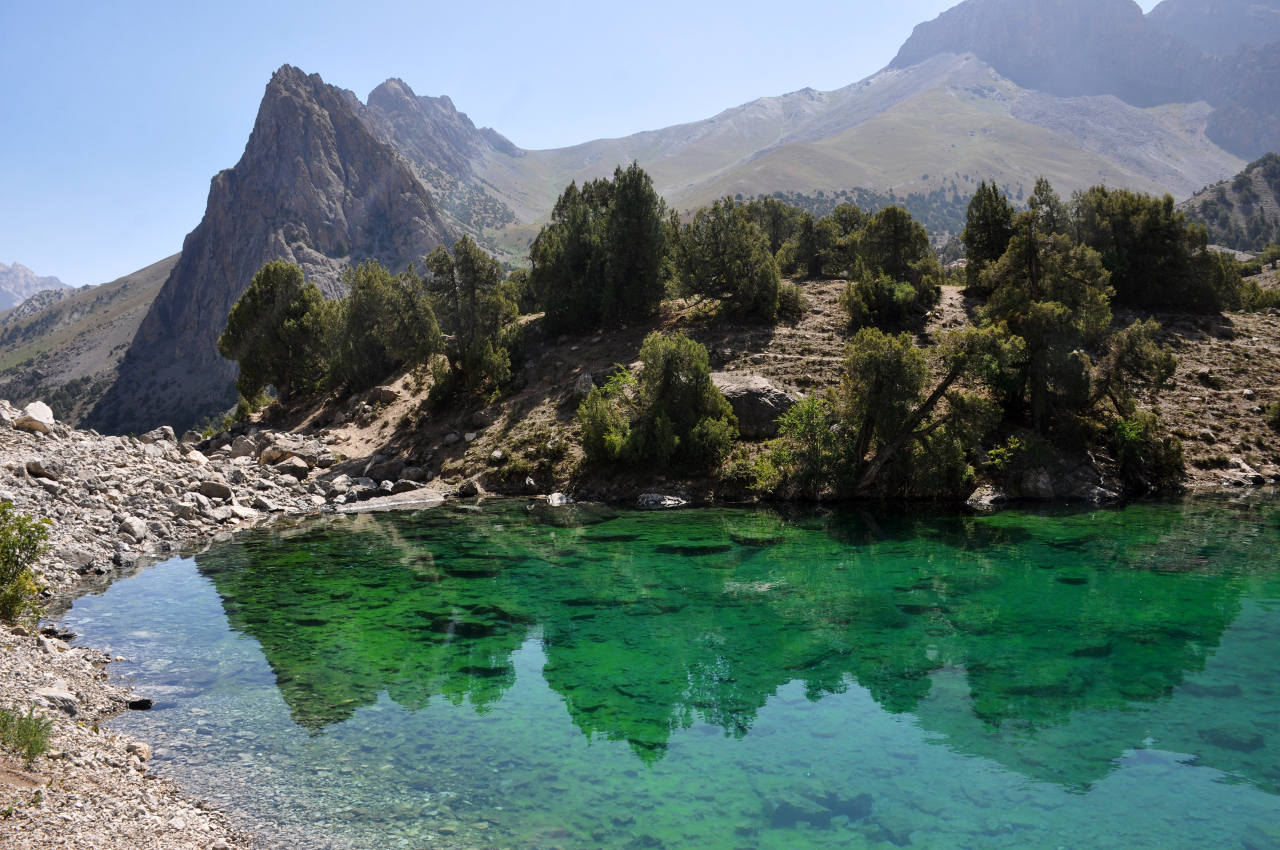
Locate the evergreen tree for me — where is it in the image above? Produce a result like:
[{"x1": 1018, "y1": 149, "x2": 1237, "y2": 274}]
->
[
  {"x1": 962, "y1": 180, "x2": 1015, "y2": 292},
  {"x1": 678, "y1": 197, "x2": 781, "y2": 319},
  {"x1": 530, "y1": 163, "x2": 668, "y2": 333},
  {"x1": 218, "y1": 261, "x2": 330, "y2": 401},
  {"x1": 426, "y1": 236, "x2": 516, "y2": 394}
]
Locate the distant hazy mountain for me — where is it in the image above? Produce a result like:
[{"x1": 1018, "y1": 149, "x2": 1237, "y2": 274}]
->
[
  {"x1": 1147, "y1": 0, "x2": 1280, "y2": 57},
  {"x1": 0, "y1": 255, "x2": 178, "y2": 424},
  {"x1": 86, "y1": 66, "x2": 453, "y2": 435},
  {"x1": 890, "y1": 0, "x2": 1280, "y2": 159},
  {"x1": 0, "y1": 262, "x2": 68, "y2": 311},
  {"x1": 368, "y1": 52, "x2": 1240, "y2": 255}
]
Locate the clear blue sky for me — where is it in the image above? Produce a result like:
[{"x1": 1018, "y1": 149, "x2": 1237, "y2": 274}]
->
[{"x1": 0, "y1": 0, "x2": 1161, "y2": 287}]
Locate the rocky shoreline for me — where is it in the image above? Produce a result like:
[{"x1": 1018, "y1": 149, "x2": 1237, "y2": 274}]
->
[{"x1": 0, "y1": 398, "x2": 441, "y2": 850}]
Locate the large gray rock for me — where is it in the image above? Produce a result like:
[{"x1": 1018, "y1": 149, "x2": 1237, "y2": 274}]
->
[
  {"x1": 35, "y1": 681, "x2": 78, "y2": 717},
  {"x1": 14, "y1": 401, "x2": 55, "y2": 435},
  {"x1": 198, "y1": 480, "x2": 234, "y2": 501},
  {"x1": 711, "y1": 373, "x2": 797, "y2": 439},
  {"x1": 139, "y1": 425, "x2": 176, "y2": 444}
]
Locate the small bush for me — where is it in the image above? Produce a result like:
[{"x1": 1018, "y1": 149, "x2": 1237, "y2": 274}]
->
[
  {"x1": 776, "y1": 282, "x2": 807, "y2": 324},
  {"x1": 841, "y1": 275, "x2": 918, "y2": 331},
  {"x1": 0, "y1": 705, "x2": 53, "y2": 767},
  {"x1": 1241, "y1": 280, "x2": 1280, "y2": 312},
  {"x1": 1110, "y1": 412, "x2": 1184, "y2": 492},
  {"x1": 578, "y1": 386, "x2": 631, "y2": 464},
  {"x1": 0, "y1": 503, "x2": 50, "y2": 628},
  {"x1": 1266, "y1": 401, "x2": 1280, "y2": 431},
  {"x1": 576, "y1": 333, "x2": 737, "y2": 472}
]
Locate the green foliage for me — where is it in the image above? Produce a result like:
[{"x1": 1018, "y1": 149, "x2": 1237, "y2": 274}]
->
[
  {"x1": 577, "y1": 333, "x2": 737, "y2": 472},
  {"x1": 963, "y1": 180, "x2": 1015, "y2": 291},
  {"x1": 841, "y1": 275, "x2": 918, "y2": 331},
  {"x1": 1091, "y1": 319, "x2": 1176, "y2": 418},
  {"x1": 578, "y1": 385, "x2": 632, "y2": 464},
  {"x1": 0, "y1": 705, "x2": 53, "y2": 767},
  {"x1": 741, "y1": 197, "x2": 805, "y2": 255},
  {"x1": 0, "y1": 502, "x2": 50, "y2": 628},
  {"x1": 332, "y1": 260, "x2": 441, "y2": 393},
  {"x1": 982, "y1": 436, "x2": 1026, "y2": 475},
  {"x1": 530, "y1": 163, "x2": 668, "y2": 333},
  {"x1": 772, "y1": 328, "x2": 1004, "y2": 499},
  {"x1": 217, "y1": 261, "x2": 331, "y2": 401},
  {"x1": 860, "y1": 206, "x2": 937, "y2": 288},
  {"x1": 678, "y1": 198, "x2": 781, "y2": 319},
  {"x1": 1266, "y1": 401, "x2": 1280, "y2": 431},
  {"x1": 1073, "y1": 186, "x2": 1241, "y2": 313},
  {"x1": 426, "y1": 236, "x2": 517, "y2": 400},
  {"x1": 1241, "y1": 278, "x2": 1280, "y2": 312},
  {"x1": 773, "y1": 395, "x2": 841, "y2": 497},
  {"x1": 1109, "y1": 411, "x2": 1184, "y2": 493},
  {"x1": 776, "y1": 282, "x2": 807, "y2": 323},
  {"x1": 982, "y1": 222, "x2": 1114, "y2": 431}
]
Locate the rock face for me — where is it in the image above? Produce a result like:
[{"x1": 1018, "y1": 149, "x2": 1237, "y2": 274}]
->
[
  {"x1": 1147, "y1": 0, "x2": 1280, "y2": 57},
  {"x1": 890, "y1": 0, "x2": 1280, "y2": 158},
  {"x1": 86, "y1": 65, "x2": 453, "y2": 435},
  {"x1": 711, "y1": 373, "x2": 797, "y2": 439}
]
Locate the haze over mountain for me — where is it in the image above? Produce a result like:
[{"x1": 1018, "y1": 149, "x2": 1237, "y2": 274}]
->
[
  {"x1": 891, "y1": 0, "x2": 1280, "y2": 158},
  {"x1": 1147, "y1": 0, "x2": 1280, "y2": 56},
  {"x1": 4, "y1": 0, "x2": 1274, "y2": 433},
  {"x1": 0, "y1": 262, "x2": 68, "y2": 311}
]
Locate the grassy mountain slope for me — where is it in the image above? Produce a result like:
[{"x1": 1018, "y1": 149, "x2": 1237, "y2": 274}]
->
[
  {"x1": 0, "y1": 253, "x2": 178, "y2": 423},
  {"x1": 471, "y1": 54, "x2": 1240, "y2": 252},
  {"x1": 1181, "y1": 153, "x2": 1280, "y2": 250}
]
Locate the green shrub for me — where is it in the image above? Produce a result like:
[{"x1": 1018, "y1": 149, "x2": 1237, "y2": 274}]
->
[
  {"x1": 772, "y1": 395, "x2": 841, "y2": 496},
  {"x1": 982, "y1": 436, "x2": 1026, "y2": 476},
  {"x1": 0, "y1": 503, "x2": 50, "y2": 628},
  {"x1": 0, "y1": 705, "x2": 53, "y2": 767},
  {"x1": 578, "y1": 385, "x2": 631, "y2": 464},
  {"x1": 576, "y1": 333, "x2": 737, "y2": 472},
  {"x1": 1266, "y1": 401, "x2": 1280, "y2": 431},
  {"x1": 841, "y1": 275, "x2": 917, "y2": 330},
  {"x1": 1110, "y1": 412, "x2": 1184, "y2": 493},
  {"x1": 777, "y1": 282, "x2": 807, "y2": 323},
  {"x1": 1241, "y1": 279, "x2": 1280, "y2": 312}
]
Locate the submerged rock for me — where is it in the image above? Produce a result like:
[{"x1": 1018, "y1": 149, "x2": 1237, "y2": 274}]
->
[{"x1": 637, "y1": 493, "x2": 687, "y2": 510}]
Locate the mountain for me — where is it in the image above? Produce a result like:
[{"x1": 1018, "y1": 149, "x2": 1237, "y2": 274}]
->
[
  {"x1": 0, "y1": 254, "x2": 178, "y2": 423},
  {"x1": 0, "y1": 262, "x2": 69, "y2": 311},
  {"x1": 85, "y1": 66, "x2": 453, "y2": 435},
  {"x1": 1181, "y1": 152, "x2": 1280, "y2": 249},
  {"x1": 366, "y1": 52, "x2": 1239, "y2": 253},
  {"x1": 1147, "y1": 0, "x2": 1280, "y2": 56},
  {"x1": 890, "y1": 0, "x2": 1280, "y2": 159}
]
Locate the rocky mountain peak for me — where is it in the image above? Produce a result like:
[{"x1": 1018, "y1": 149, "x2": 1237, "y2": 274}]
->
[
  {"x1": 0, "y1": 262, "x2": 69, "y2": 311},
  {"x1": 85, "y1": 66, "x2": 452, "y2": 435},
  {"x1": 361, "y1": 77, "x2": 520, "y2": 234}
]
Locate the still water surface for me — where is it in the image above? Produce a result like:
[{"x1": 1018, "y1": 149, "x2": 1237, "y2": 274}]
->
[{"x1": 61, "y1": 498, "x2": 1280, "y2": 849}]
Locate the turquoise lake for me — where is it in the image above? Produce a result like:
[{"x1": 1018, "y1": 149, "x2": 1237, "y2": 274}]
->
[{"x1": 60, "y1": 497, "x2": 1280, "y2": 849}]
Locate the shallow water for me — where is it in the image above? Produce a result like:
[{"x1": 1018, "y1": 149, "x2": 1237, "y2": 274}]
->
[{"x1": 61, "y1": 498, "x2": 1280, "y2": 849}]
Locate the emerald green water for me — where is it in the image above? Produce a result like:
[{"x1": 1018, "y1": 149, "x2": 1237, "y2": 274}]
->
[{"x1": 61, "y1": 498, "x2": 1280, "y2": 849}]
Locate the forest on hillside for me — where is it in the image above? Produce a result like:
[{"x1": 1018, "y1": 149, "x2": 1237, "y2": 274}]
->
[{"x1": 220, "y1": 165, "x2": 1280, "y2": 502}]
